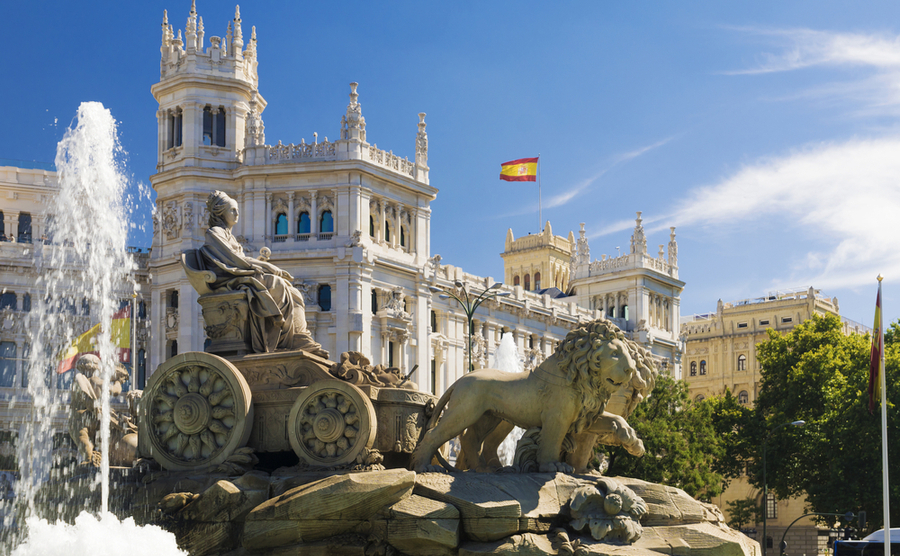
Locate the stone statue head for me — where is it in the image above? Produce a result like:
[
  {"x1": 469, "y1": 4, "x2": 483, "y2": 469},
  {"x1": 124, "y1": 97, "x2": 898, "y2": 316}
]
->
[
  {"x1": 75, "y1": 354, "x2": 102, "y2": 377},
  {"x1": 207, "y1": 190, "x2": 236, "y2": 229}
]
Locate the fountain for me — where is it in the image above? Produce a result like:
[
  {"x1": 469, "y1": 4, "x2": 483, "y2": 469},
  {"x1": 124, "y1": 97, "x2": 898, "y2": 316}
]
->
[{"x1": 5, "y1": 102, "x2": 184, "y2": 555}]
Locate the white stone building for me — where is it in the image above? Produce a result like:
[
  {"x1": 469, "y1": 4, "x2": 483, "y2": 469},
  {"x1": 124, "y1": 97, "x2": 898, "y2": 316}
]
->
[{"x1": 0, "y1": 164, "x2": 151, "y2": 472}]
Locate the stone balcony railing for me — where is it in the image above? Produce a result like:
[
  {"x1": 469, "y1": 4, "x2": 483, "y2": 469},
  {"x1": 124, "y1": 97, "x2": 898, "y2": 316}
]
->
[
  {"x1": 578, "y1": 252, "x2": 678, "y2": 280},
  {"x1": 241, "y1": 138, "x2": 426, "y2": 185}
]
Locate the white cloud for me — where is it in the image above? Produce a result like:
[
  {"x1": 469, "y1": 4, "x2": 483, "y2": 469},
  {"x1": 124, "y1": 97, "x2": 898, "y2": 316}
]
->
[{"x1": 670, "y1": 137, "x2": 900, "y2": 290}]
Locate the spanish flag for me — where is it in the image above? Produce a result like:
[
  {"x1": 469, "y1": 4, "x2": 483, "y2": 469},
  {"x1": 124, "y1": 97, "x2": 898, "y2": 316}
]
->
[
  {"x1": 500, "y1": 157, "x2": 538, "y2": 182},
  {"x1": 57, "y1": 303, "x2": 131, "y2": 373},
  {"x1": 869, "y1": 279, "x2": 884, "y2": 414}
]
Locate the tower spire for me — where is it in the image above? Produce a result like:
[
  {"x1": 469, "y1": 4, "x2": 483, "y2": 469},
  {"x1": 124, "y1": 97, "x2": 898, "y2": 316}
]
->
[
  {"x1": 185, "y1": 0, "x2": 198, "y2": 52},
  {"x1": 232, "y1": 5, "x2": 244, "y2": 60}
]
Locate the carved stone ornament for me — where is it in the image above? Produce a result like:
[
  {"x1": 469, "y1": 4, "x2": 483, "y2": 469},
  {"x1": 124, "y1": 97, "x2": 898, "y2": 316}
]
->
[
  {"x1": 567, "y1": 478, "x2": 648, "y2": 543},
  {"x1": 152, "y1": 209, "x2": 160, "y2": 237},
  {"x1": 183, "y1": 201, "x2": 194, "y2": 231},
  {"x1": 163, "y1": 200, "x2": 181, "y2": 240},
  {"x1": 165, "y1": 308, "x2": 180, "y2": 332},
  {"x1": 346, "y1": 230, "x2": 362, "y2": 247}
]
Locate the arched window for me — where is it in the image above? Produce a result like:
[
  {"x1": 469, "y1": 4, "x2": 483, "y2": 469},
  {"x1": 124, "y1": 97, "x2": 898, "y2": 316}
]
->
[
  {"x1": 319, "y1": 211, "x2": 334, "y2": 234},
  {"x1": 138, "y1": 300, "x2": 146, "y2": 319},
  {"x1": 622, "y1": 304, "x2": 629, "y2": 321},
  {"x1": 384, "y1": 221, "x2": 391, "y2": 242},
  {"x1": 400, "y1": 226, "x2": 406, "y2": 248},
  {"x1": 690, "y1": 361, "x2": 697, "y2": 376},
  {"x1": 298, "y1": 212, "x2": 311, "y2": 235},
  {"x1": 528, "y1": 335, "x2": 534, "y2": 349},
  {"x1": 318, "y1": 284, "x2": 332, "y2": 311},
  {"x1": 737, "y1": 354, "x2": 747, "y2": 371},
  {"x1": 513, "y1": 275, "x2": 520, "y2": 286},
  {"x1": 43, "y1": 215, "x2": 53, "y2": 244},
  {"x1": 534, "y1": 272, "x2": 541, "y2": 290},
  {"x1": 369, "y1": 215, "x2": 375, "y2": 237},
  {"x1": 169, "y1": 340, "x2": 178, "y2": 359},
  {"x1": 275, "y1": 213, "x2": 288, "y2": 236},
  {"x1": 0, "y1": 210, "x2": 5, "y2": 240},
  {"x1": 202, "y1": 106, "x2": 226, "y2": 147},
  {"x1": 699, "y1": 360, "x2": 707, "y2": 375},
  {"x1": 608, "y1": 306, "x2": 616, "y2": 319},
  {"x1": 0, "y1": 342, "x2": 16, "y2": 388},
  {"x1": 524, "y1": 274, "x2": 531, "y2": 291},
  {"x1": 371, "y1": 290, "x2": 378, "y2": 314},
  {"x1": 0, "y1": 292, "x2": 16, "y2": 310},
  {"x1": 696, "y1": 394, "x2": 705, "y2": 402},
  {"x1": 22, "y1": 293, "x2": 31, "y2": 312},
  {"x1": 388, "y1": 341, "x2": 395, "y2": 368},
  {"x1": 18, "y1": 213, "x2": 32, "y2": 243},
  {"x1": 738, "y1": 390, "x2": 749, "y2": 405},
  {"x1": 167, "y1": 107, "x2": 183, "y2": 149},
  {"x1": 169, "y1": 290, "x2": 179, "y2": 309},
  {"x1": 431, "y1": 310, "x2": 437, "y2": 333}
]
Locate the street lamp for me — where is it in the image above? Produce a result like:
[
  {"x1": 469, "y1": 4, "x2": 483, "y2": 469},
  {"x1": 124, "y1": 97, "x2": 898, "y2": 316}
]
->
[
  {"x1": 762, "y1": 420, "x2": 805, "y2": 556},
  {"x1": 429, "y1": 281, "x2": 511, "y2": 373}
]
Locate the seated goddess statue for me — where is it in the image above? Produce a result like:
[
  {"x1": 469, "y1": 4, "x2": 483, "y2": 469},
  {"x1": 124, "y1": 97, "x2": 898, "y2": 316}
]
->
[{"x1": 199, "y1": 190, "x2": 328, "y2": 357}]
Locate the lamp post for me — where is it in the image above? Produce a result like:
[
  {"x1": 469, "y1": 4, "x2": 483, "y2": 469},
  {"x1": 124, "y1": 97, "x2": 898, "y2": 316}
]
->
[
  {"x1": 429, "y1": 281, "x2": 511, "y2": 373},
  {"x1": 762, "y1": 420, "x2": 805, "y2": 556}
]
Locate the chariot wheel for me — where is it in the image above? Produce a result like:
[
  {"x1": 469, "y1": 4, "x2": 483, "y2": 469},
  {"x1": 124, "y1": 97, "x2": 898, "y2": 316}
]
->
[
  {"x1": 288, "y1": 381, "x2": 377, "y2": 467},
  {"x1": 139, "y1": 352, "x2": 253, "y2": 471}
]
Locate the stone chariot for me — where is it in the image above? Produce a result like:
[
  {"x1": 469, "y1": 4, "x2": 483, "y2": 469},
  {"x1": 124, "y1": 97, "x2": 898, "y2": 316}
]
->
[{"x1": 137, "y1": 249, "x2": 436, "y2": 472}]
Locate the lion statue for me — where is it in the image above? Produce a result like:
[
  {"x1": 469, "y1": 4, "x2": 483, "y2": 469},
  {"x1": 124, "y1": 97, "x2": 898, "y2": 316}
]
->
[{"x1": 411, "y1": 319, "x2": 652, "y2": 473}]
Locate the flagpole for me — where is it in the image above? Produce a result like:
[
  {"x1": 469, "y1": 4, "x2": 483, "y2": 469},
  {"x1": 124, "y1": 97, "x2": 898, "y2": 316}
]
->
[
  {"x1": 878, "y1": 275, "x2": 890, "y2": 556},
  {"x1": 538, "y1": 154, "x2": 542, "y2": 233},
  {"x1": 131, "y1": 288, "x2": 138, "y2": 389}
]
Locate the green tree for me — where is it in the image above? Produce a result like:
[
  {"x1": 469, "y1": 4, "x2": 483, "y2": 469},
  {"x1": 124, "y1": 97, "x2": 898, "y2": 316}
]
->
[
  {"x1": 748, "y1": 313, "x2": 900, "y2": 532},
  {"x1": 726, "y1": 498, "x2": 762, "y2": 530},
  {"x1": 601, "y1": 374, "x2": 746, "y2": 499}
]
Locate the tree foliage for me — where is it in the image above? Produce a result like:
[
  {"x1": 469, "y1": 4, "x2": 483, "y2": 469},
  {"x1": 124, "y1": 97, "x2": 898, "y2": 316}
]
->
[
  {"x1": 726, "y1": 498, "x2": 762, "y2": 530},
  {"x1": 601, "y1": 374, "x2": 747, "y2": 499},
  {"x1": 747, "y1": 313, "x2": 900, "y2": 532}
]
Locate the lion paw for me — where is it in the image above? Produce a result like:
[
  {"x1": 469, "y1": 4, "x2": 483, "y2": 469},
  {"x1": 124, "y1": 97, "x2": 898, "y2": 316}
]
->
[
  {"x1": 420, "y1": 464, "x2": 450, "y2": 474},
  {"x1": 625, "y1": 439, "x2": 645, "y2": 457},
  {"x1": 540, "y1": 461, "x2": 575, "y2": 474}
]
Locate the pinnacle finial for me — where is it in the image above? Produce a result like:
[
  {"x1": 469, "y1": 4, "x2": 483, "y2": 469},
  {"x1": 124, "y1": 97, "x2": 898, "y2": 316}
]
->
[
  {"x1": 191, "y1": 0, "x2": 196, "y2": 14},
  {"x1": 163, "y1": 9, "x2": 168, "y2": 24},
  {"x1": 251, "y1": 25, "x2": 257, "y2": 41},
  {"x1": 235, "y1": 4, "x2": 241, "y2": 20}
]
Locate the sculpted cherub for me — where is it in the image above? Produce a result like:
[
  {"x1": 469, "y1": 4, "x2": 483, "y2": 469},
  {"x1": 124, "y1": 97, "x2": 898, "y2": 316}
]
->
[
  {"x1": 411, "y1": 319, "x2": 642, "y2": 473},
  {"x1": 68, "y1": 354, "x2": 139, "y2": 467}
]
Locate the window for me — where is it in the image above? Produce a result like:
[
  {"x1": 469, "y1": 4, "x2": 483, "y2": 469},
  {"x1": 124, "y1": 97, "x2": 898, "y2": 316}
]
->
[
  {"x1": 17, "y1": 213, "x2": 32, "y2": 243},
  {"x1": 318, "y1": 285, "x2": 332, "y2": 311},
  {"x1": 696, "y1": 394, "x2": 705, "y2": 402},
  {"x1": 759, "y1": 319, "x2": 770, "y2": 326},
  {"x1": 528, "y1": 335, "x2": 534, "y2": 349},
  {"x1": 202, "y1": 106, "x2": 226, "y2": 147},
  {"x1": 0, "y1": 342, "x2": 16, "y2": 388},
  {"x1": 737, "y1": 322, "x2": 748, "y2": 329},
  {"x1": 169, "y1": 340, "x2": 178, "y2": 359},
  {"x1": 400, "y1": 226, "x2": 406, "y2": 248},
  {"x1": 0, "y1": 293, "x2": 15, "y2": 310},
  {"x1": 524, "y1": 274, "x2": 531, "y2": 291},
  {"x1": 137, "y1": 348, "x2": 146, "y2": 389},
  {"x1": 699, "y1": 360, "x2": 707, "y2": 375},
  {"x1": 20, "y1": 344, "x2": 29, "y2": 388},
  {"x1": 431, "y1": 310, "x2": 437, "y2": 333},
  {"x1": 738, "y1": 390, "x2": 749, "y2": 405},
  {"x1": 167, "y1": 108, "x2": 183, "y2": 149},
  {"x1": 369, "y1": 215, "x2": 375, "y2": 237},
  {"x1": 781, "y1": 317, "x2": 793, "y2": 324},
  {"x1": 0, "y1": 210, "x2": 4, "y2": 239},
  {"x1": 690, "y1": 361, "x2": 697, "y2": 376},
  {"x1": 513, "y1": 275, "x2": 520, "y2": 286},
  {"x1": 138, "y1": 300, "x2": 146, "y2": 319},
  {"x1": 622, "y1": 304, "x2": 629, "y2": 321},
  {"x1": 766, "y1": 493, "x2": 777, "y2": 519},
  {"x1": 275, "y1": 213, "x2": 288, "y2": 236},
  {"x1": 608, "y1": 306, "x2": 616, "y2": 319},
  {"x1": 534, "y1": 272, "x2": 541, "y2": 290},
  {"x1": 384, "y1": 221, "x2": 391, "y2": 242},
  {"x1": 169, "y1": 290, "x2": 179, "y2": 309},
  {"x1": 371, "y1": 290, "x2": 378, "y2": 314},
  {"x1": 320, "y1": 211, "x2": 334, "y2": 234},
  {"x1": 737, "y1": 354, "x2": 747, "y2": 371},
  {"x1": 296, "y1": 212, "x2": 310, "y2": 235},
  {"x1": 430, "y1": 359, "x2": 436, "y2": 395},
  {"x1": 388, "y1": 341, "x2": 395, "y2": 368},
  {"x1": 81, "y1": 298, "x2": 91, "y2": 316},
  {"x1": 22, "y1": 293, "x2": 30, "y2": 312}
]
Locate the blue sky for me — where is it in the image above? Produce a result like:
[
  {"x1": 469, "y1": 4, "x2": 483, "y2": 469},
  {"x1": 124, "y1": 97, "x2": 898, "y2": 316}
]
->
[{"x1": 2, "y1": 1, "x2": 899, "y2": 325}]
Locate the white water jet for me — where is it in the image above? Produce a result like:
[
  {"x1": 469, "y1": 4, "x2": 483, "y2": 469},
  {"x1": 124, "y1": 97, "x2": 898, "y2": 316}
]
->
[
  {"x1": 6, "y1": 102, "x2": 182, "y2": 555},
  {"x1": 493, "y1": 334, "x2": 526, "y2": 466}
]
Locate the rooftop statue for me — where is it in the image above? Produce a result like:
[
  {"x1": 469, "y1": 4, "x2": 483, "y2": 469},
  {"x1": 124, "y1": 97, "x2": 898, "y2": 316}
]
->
[{"x1": 194, "y1": 190, "x2": 328, "y2": 357}]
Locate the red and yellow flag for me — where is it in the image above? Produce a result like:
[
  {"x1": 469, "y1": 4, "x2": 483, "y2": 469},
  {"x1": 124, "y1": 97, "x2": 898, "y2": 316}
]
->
[
  {"x1": 57, "y1": 304, "x2": 131, "y2": 373},
  {"x1": 500, "y1": 157, "x2": 538, "y2": 182},
  {"x1": 869, "y1": 281, "x2": 883, "y2": 414}
]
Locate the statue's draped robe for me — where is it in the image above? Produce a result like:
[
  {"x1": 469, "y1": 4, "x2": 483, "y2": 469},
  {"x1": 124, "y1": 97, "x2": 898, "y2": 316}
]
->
[{"x1": 199, "y1": 226, "x2": 320, "y2": 353}]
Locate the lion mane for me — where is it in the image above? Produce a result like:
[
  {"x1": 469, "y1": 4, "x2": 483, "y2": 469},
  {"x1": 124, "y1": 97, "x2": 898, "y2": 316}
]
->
[{"x1": 555, "y1": 320, "x2": 657, "y2": 436}]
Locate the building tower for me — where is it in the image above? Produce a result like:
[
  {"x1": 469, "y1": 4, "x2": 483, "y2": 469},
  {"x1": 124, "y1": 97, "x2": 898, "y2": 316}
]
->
[
  {"x1": 501, "y1": 221, "x2": 573, "y2": 294},
  {"x1": 568, "y1": 214, "x2": 685, "y2": 376}
]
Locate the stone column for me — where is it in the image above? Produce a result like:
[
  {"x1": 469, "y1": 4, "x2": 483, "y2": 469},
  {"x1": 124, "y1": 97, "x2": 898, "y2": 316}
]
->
[
  {"x1": 287, "y1": 192, "x2": 295, "y2": 241},
  {"x1": 264, "y1": 192, "x2": 271, "y2": 241},
  {"x1": 309, "y1": 190, "x2": 318, "y2": 237}
]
